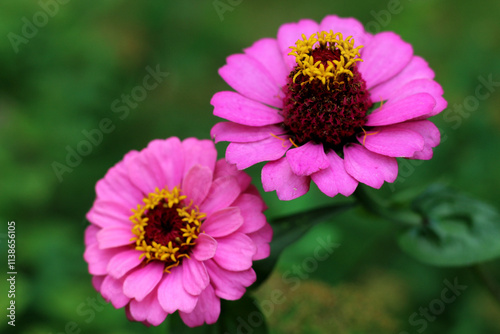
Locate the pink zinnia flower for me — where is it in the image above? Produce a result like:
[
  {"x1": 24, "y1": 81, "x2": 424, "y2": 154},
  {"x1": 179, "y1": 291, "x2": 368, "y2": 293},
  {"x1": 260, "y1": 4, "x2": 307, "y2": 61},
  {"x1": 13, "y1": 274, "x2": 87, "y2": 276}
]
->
[
  {"x1": 84, "y1": 137, "x2": 272, "y2": 327},
  {"x1": 211, "y1": 15, "x2": 447, "y2": 200}
]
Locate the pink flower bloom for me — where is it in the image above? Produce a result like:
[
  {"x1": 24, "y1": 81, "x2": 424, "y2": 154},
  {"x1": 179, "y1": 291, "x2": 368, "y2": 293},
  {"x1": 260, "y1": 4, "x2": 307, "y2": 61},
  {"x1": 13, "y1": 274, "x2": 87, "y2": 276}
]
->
[
  {"x1": 211, "y1": 15, "x2": 447, "y2": 200},
  {"x1": 84, "y1": 137, "x2": 272, "y2": 327}
]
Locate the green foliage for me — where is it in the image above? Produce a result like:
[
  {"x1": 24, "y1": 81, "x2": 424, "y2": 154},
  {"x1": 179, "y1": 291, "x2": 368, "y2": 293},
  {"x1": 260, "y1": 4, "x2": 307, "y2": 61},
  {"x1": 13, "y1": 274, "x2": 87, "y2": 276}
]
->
[{"x1": 399, "y1": 185, "x2": 500, "y2": 266}]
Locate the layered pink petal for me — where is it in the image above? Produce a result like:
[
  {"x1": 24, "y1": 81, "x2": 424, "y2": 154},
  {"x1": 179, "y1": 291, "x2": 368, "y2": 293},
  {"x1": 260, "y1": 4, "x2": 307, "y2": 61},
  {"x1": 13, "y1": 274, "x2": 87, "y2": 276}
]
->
[
  {"x1": 358, "y1": 32, "x2": 413, "y2": 89},
  {"x1": 344, "y1": 144, "x2": 398, "y2": 188},
  {"x1": 86, "y1": 201, "x2": 129, "y2": 229},
  {"x1": 205, "y1": 260, "x2": 256, "y2": 300},
  {"x1": 84, "y1": 225, "x2": 99, "y2": 246},
  {"x1": 200, "y1": 176, "x2": 242, "y2": 216},
  {"x1": 129, "y1": 288, "x2": 167, "y2": 326},
  {"x1": 180, "y1": 284, "x2": 220, "y2": 327},
  {"x1": 213, "y1": 159, "x2": 251, "y2": 191},
  {"x1": 213, "y1": 233, "x2": 256, "y2": 271},
  {"x1": 319, "y1": 15, "x2": 372, "y2": 49},
  {"x1": 311, "y1": 150, "x2": 358, "y2": 197},
  {"x1": 369, "y1": 56, "x2": 435, "y2": 102},
  {"x1": 107, "y1": 249, "x2": 144, "y2": 279},
  {"x1": 95, "y1": 161, "x2": 143, "y2": 208},
  {"x1": 261, "y1": 157, "x2": 310, "y2": 200},
  {"x1": 232, "y1": 193, "x2": 267, "y2": 234},
  {"x1": 286, "y1": 142, "x2": 330, "y2": 176},
  {"x1": 182, "y1": 138, "x2": 217, "y2": 177},
  {"x1": 158, "y1": 267, "x2": 198, "y2": 314},
  {"x1": 182, "y1": 257, "x2": 210, "y2": 296},
  {"x1": 97, "y1": 225, "x2": 133, "y2": 249},
  {"x1": 192, "y1": 234, "x2": 218, "y2": 262},
  {"x1": 92, "y1": 275, "x2": 105, "y2": 292},
  {"x1": 84, "y1": 244, "x2": 125, "y2": 276},
  {"x1": 226, "y1": 136, "x2": 292, "y2": 170},
  {"x1": 219, "y1": 54, "x2": 283, "y2": 108},
  {"x1": 277, "y1": 19, "x2": 320, "y2": 70},
  {"x1": 212, "y1": 91, "x2": 284, "y2": 126},
  {"x1": 202, "y1": 207, "x2": 243, "y2": 238},
  {"x1": 182, "y1": 165, "x2": 213, "y2": 207},
  {"x1": 384, "y1": 78, "x2": 447, "y2": 118},
  {"x1": 358, "y1": 126, "x2": 425, "y2": 158},
  {"x1": 244, "y1": 38, "x2": 289, "y2": 88},
  {"x1": 247, "y1": 224, "x2": 273, "y2": 260},
  {"x1": 123, "y1": 262, "x2": 164, "y2": 301},
  {"x1": 124, "y1": 151, "x2": 157, "y2": 195},
  {"x1": 391, "y1": 120, "x2": 441, "y2": 160},
  {"x1": 145, "y1": 138, "x2": 185, "y2": 190},
  {"x1": 365, "y1": 93, "x2": 436, "y2": 126},
  {"x1": 211, "y1": 122, "x2": 286, "y2": 144},
  {"x1": 101, "y1": 275, "x2": 130, "y2": 308}
]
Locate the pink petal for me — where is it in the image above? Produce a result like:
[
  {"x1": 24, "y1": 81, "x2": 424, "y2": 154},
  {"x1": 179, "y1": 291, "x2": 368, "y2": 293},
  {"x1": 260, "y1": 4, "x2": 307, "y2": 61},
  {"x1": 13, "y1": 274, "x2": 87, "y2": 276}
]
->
[
  {"x1": 384, "y1": 78, "x2": 447, "y2": 118},
  {"x1": 86, "y1": 201, "x2": 130, "y2": 229},
  {"x1": 179, "y1": 284, "x2": 220, "y2": 327},
  {"x1": 199, "y1": 176, "x2": 242, "y2": 216},
  {"x1": 158, "y1": 267, "x2": 198, "y2": 314},
  {"x1": 286, "y1": 142, "x2": 330, "y2": 176},
  {"x1": 211, "y1": 91, "x2": 284, "y2": 126},
  {"x1": 92, "y1": 276, "x2": 105, "y2": 292},
  {"x1": 205, "y1": 260, "x2": 256, "y2": 300},
  {"x1": 213, "y1": 233, "x2": 256, "y2": 271},
  {"x1": 84, "y1": 244, "x2": 125, "y2": 276},
  {"x1": 358, "y1": 126, "x2": 425, "y2": 158},
  {"x1": 97, "y1": 225, "x2": 134, "y2": 249},
  {"x1": 247, "y1": 224, "x2": 273, "y2": 260},
  {"x1": 123, "y1": 262, "x2": 165, "y2": 301},
  {"x1": 240, "y1": 185, "x2": 267, "y2": 211},
  {"x1": 365, "y1": 93, "x2": 436, "y2": 126},
  {"x1": 100, "y1": 275, "x2": 130, "y2": 308},
  {"x1": 182, "y1": 138, "x2": 217, "y2": 177},
  {"x1": 319, "y1": 15, "x2": 372, "y2": 49},
  {"x1": 192, "y1": 234, "x2": 218, "y2": 261},
  {"x1": 261, "y1": 157, "x2": 310, "y2": 200},
  {"x1": 358, "y1": 32, "x2": 413, "y2": 89},
  {"x1": 84, "y1": 225, "x2": 99, "y2": 246},
  {"x1": 107, "y1": 249, "x2": 144, "y2": 279},
  {"x1": 344, "y1": 144, "x2": 398, "y2": 188},
  {"x1": 392, "y1": 120, "x2": 441, "y2": 160},
  {"x1": 311, "y1": 150, "x2": 358, "y2": 197},
  {"x1": 129, "y1": 288, "x2": 167, "y2": 326},
  {"x1": 202, "y1": 207, "x2": 243, "y2": 238},
  {"x1": 244, "y1": 38, "x2": 289, "y2": 88},
  {"x1": 182, "y1": 165, "x2": 213, "y2": 207},
  {"x1": 125, "y1": 151, "x2": 157, "y2": 195},
  {"x1": 95, "y1": 160, "x2": 143, "y2": 208},
  {"x1": 277, "y1": 19, "x2": 320, "y2": 70},
  {"x1": 219, "y1": 54, "x2": 283, "y2": 108},
  {"x1": 213, "y1": 159, "x2": 252, "y2": 191},
  {"x1": 144, "y1": 138, "x2": 185, "y2": 190},
  {"x1": 226, "y1": 135, "x2": 292, "y2": 170},
  {"x1": 182, "y1": 257, "x2": 210, "y2": 296},
  {"x1": 211, "y1": 122, "x2": 286, "y2": 143},
  {"x1": 369, "y1": 56, "x2": 435, "y2": 102},
  {"x1": 232, "y1": 193, "x2": 267, "y2": 234}
]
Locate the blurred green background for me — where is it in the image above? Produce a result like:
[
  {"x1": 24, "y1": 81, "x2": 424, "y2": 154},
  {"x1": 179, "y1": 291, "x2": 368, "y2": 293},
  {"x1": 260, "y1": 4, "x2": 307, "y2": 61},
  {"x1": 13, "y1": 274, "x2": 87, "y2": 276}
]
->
[{"x1": 1, "y1": 0, "x2": 500, "y2": 333}]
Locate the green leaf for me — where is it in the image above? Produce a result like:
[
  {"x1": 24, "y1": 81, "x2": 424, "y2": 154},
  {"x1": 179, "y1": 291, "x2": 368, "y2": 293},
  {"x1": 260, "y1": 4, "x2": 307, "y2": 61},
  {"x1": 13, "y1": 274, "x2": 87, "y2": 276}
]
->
[
  {"x1": 398, "y1": 184, "x2": 500, "y2": 266},
  {"x1": 251, "y1": 202, "x2": 356, "y2": 288},
  {"x1": 168, "y1": 295, "x2": 267, "y2": 334}
]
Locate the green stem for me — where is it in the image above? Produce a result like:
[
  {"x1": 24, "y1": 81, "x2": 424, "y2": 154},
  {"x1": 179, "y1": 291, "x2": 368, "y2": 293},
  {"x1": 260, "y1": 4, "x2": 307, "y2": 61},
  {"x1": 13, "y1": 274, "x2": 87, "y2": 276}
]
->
[
  {"x1": 474, "y1": 264, "x2": 500, "y2": 306},
  {"x1": 353, "y1": 185, "x2": 422, "y2": 227}
]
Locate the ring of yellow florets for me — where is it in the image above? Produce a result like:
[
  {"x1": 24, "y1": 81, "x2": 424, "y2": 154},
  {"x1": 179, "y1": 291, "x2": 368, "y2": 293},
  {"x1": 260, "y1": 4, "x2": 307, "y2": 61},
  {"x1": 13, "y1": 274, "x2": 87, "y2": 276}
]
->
[
  {"x1": 129, "y1": 186, "x2": 206, "y2": 272},
  {"x1": 288, "y1": 31, "x2": 364, "y2": 89}
]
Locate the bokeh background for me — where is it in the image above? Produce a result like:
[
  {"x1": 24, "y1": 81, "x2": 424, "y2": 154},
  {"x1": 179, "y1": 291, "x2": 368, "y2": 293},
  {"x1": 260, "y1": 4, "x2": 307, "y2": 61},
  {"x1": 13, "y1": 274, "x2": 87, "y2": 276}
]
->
[{"x1": 1, "y1": 0, "x2": 500, "y2": 333}]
